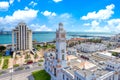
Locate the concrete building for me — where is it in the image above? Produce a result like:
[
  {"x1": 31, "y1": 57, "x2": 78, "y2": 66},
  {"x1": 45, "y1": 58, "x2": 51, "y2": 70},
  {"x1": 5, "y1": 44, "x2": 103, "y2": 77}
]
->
[
  {"x1": 111, "y1": 33, "x2": 120, "y2": 42},
  {"x1": 76, "y1": 43, "x2": 107, "y2": 53},
  {"x1": 44, "y1": 23, "x2": 120, "y2": 80},
  {"x1": 44, "y1": 23, "x2": 67, "y2": 80},
  {"x1": 12, "y1": 22, "x2": 32, "y2": 51}
]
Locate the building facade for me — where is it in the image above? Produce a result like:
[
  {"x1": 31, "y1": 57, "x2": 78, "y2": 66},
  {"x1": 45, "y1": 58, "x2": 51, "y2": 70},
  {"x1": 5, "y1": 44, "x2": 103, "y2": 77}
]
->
[
  {"x1": 44, "y1": 23, "x2": 120, "y2": 80},
  {"x1": 12, "y1": 22, "x2": 32, "y2": 51},
  {"x1": 44, "y1": 23, "x2": 67, "y2": 80}
]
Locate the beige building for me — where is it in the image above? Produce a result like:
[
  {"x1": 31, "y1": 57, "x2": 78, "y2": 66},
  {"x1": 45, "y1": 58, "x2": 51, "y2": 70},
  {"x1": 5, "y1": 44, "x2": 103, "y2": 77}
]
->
[{"x1": 12, "y1": 22, "x2": 32, "y2": 51}]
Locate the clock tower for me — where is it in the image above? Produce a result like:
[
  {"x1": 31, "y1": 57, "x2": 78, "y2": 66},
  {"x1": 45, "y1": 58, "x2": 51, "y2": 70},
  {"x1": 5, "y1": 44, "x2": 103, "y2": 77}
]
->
[
  {"x1": 44, "y1": 23, "x2": 67, "y2": 80},
  {"x1": 56, "y1": 22, "x2": 67, "y2": 68}
]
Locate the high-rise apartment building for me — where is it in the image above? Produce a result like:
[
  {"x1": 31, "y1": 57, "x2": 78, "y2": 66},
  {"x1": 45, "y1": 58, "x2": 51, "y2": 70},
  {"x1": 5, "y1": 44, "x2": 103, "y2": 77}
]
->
[{"x1": 12, "y1": 22, "x2": 32, "y2": 51}]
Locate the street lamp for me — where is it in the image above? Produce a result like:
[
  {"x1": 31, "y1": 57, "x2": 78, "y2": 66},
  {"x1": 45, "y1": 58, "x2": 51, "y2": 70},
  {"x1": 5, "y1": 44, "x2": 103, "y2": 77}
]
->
[
  {"x1": 10, "y1": 68, "x2": 13, "y2": 80},
  {"x1": 10, "y1": 57, "x2": 14, "y2": 80}
]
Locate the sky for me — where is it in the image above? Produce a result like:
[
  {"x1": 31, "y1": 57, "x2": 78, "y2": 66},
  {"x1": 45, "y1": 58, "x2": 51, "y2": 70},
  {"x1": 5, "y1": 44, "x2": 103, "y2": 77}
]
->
[{"x1": 0, "y1": 0, "x2": 120, "y2": 32}]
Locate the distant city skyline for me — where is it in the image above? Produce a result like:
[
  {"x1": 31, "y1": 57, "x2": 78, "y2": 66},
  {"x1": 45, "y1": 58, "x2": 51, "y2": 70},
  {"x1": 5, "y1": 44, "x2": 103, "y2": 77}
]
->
[{"x1": 0, "y1": 0, "x2": 120, "y2": 32}]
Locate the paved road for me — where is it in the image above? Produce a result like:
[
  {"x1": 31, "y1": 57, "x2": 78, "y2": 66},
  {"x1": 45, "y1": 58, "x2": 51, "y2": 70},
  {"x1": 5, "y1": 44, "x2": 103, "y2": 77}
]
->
[{"x1": 0, "y1": 66, "x2": 44, "y2": 80}]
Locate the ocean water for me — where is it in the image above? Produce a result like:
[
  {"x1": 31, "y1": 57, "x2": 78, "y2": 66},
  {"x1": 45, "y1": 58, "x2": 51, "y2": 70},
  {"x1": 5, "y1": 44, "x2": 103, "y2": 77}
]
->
[{"x1": 0, "y1": 32, "x2": 116, "y2": 44}]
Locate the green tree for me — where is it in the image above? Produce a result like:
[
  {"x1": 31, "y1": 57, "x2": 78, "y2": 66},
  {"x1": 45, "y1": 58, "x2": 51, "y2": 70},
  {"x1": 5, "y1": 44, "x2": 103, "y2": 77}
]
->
[
  {"x1": 34, "y1": 53, "x2": 38, "y2": 62},
  {"x1": 78, "y1": 41, "x2": 81, "y2": 44},
  {"x1": 107, "y1": 43, "x2": 112, "y2": 48},
  {"x1": 52, "y1": 40, "x2": 56, "y2": 43},
  {"x1": 33, "y1": 40, "x2": 37, "y2": 43},
  {"x1": 25, "y1": 54, "x2": 31, "y2": 60},
  {"x1": 33, "y1": 40, "x2": 37, "y2": 48},
  {"x1": 37, "y1": 45, "x2": 41, "y2": 48},
  {"x1": 112, "y1": 52, "x2": 119, "y2": 57},
  {"x1": 0, "y1": 46, "x2": 6, "y2": 52},
  {"x1": 50, "y1": 44, "x2": 55, "y2": 49}
]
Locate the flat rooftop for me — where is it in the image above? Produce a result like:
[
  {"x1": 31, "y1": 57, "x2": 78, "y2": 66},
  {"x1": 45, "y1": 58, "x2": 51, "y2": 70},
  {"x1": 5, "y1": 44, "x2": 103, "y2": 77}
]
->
[
  {"x1": 75, "y1": 66, "x2": 111, "y2": 79},
  {"x1": 67, "y1": 55, "x2": 96, "y2": 70},
  {"x1": 64, "y1": 67, "x2": 75, "y2": 75},
  {"x1": 91, "y1": 53, "x2": 110, "y2": 61},
  {"x1": 67, "y1": 55, "x2": 78, "y2": 61},
  {"x1": 64, "y1": 55, "x2": 112, "y2": 79},
  {"x1": 109, "y1": 48, "x2": 120, "y2": 53}
]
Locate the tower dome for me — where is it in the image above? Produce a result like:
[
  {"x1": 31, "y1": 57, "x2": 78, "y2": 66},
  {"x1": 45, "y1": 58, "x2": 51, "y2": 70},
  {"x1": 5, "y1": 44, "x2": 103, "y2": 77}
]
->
[
  {"x1": 58, "y1": 22, "x2": 64, "y2": 30},
  {"x1": 59, "y1": 22, "x2": 63, "y2": 27}
]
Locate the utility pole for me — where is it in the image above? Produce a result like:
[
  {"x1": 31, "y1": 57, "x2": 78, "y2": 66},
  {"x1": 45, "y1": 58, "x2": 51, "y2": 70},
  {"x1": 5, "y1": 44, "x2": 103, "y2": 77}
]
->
[{"x1": 10, "y1": 58, "x2": 14, "y2": 80}]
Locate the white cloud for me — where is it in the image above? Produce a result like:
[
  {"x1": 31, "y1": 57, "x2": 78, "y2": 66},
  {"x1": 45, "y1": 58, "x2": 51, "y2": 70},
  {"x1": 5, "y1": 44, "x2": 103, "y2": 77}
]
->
[
  {"x1": 84, "y1": 19, "x2": 113, "y2": 32},
  {"x1": 53, "y1": 0, "x2": 62, "y2": 3},
  {"x1": 24, "y1": 7, "x2": 29, "y2": 10},
  {"x1": 91, "y1": 20, "x2": 99, "y2": 27},
  {"x1": 7, "y1": 9, "x2": 38, "y2": 21},
  {"x1": 47, "y1": 13, "x2": 78, "y2": 31},
  {"x1": 84, "y1": 19, "x2": 120, "y2": 32},
  {"x1": 81, "y1": 4, "x2": 120, "y2": 32},
  {"x1": 0, "y1": 2, "x2": 9, "y2": 11},
  {"x1": 9, "y1": 0, "x2": 14, "y2": 4},
  {"x1": 81, "y1": 4, "x2": 115, "y2": 20},
  {"x1": 108, "y1": 19, "x2": 120, "y2": 26},
  {"x1": 51, "y1": 12, "x2": 57, "y2": 16},
  {"x1": 60, "y1": 13, "x2": 71, "y2": 19},
  {"x1": 107, "y1": 19, "x2": 120, "y2": 32},
  {"x1": 30, "y1": 24, "x2": 52, "y2": 31},
  {"x1": 18, "y1": 0, "x2": 20, "y2": 2},
  {"x1": 0, "y1": 0, "x2": 14, "y2": 11},
  {"x1": 0, "y1": 8, "x2": 38, "y2": 31},
  {"x1": 29, "y1": 1, "x2": 37, "y2": 7},
  {"x1": 41, "y1": 10, "x2": 57, "y2": 17},
  {"x1": 83, "y1": 23, "x2": 90, "y2": 26}
]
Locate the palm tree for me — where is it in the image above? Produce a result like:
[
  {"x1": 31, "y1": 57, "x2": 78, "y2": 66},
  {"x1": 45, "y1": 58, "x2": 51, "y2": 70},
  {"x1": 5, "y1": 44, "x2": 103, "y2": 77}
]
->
[
  {"x1": 14, "y1": 55, "x2": 18, "y2": 64},
  {"x1": 34, "y1": 53, "x2": 38, "y2": 62},
  {"x1": 25, "y1": 54, "x2": 30, "y2": 60},
  {"x1": 0, "y1": 46, "x2": 6, "y2": 52}
]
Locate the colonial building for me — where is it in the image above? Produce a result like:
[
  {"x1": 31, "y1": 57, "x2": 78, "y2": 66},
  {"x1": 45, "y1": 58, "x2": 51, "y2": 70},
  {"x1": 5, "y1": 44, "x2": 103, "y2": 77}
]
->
[
  {"x1": 44, "y1": 23, "x2": 120, "y2": 80},
  {"x1": 12, "y1": 22, "x2": 32, "y2": 51},
  {"x1": 44, "y1": 23, "x2": 67, "y2": 80}
]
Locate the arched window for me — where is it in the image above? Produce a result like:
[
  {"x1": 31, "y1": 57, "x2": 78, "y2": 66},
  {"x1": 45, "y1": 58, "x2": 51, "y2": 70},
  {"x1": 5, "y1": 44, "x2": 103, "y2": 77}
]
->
[
  {"x1": 56, "y1": 54, "x2": 58, "y2": 59},
  {"x1": 63, "y1": 74, "x2": 64, "y2": 80},
  {"x1": 54, "y1": 68, "x2": 56, "y2": 76},
  {"x1": 56, "y1": 49, "x2": 58, "y2": 52},
  {"x1": 62, "y1": 55, "x2": 64, "y2": 60},
  {"x1": 62, "y1": 49, "x2": 65, "y2": 53}
]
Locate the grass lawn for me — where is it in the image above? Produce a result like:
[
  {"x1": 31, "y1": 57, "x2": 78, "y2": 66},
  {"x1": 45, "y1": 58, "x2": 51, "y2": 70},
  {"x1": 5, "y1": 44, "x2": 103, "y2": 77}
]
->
[
  {"x1": 32, "y1": 70, "x2": 51, "y2": 80},
  {"x1": 0, "y1": 52, "x2": 11, "y2": 59},
  {"x1": 2, "y1": 59, "x2": 9, "y2": 69},
  {"x1": 38, "y1": 59, "x2": 44, "y2": 62},
  {"x1": 3, "y1": 56, "x2": 11, "y2": 59},
  {"x1": 13, "y1": 64, "x2": 19, "y2": 68},
  {"x1": 35, "y1": 44, "x2": 55, "y2": 50},
  {"x1": 0, "y1": 59, "x2": 1, "y2": 65},
  {"x1": 0, "y1": 53, "x2": 3, "y2": 58}
]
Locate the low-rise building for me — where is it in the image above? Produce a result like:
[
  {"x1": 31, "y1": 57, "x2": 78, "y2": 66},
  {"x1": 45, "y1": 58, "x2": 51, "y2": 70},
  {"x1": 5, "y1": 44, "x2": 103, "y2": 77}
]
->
[
  {"x1": 44, "y1": 23, "x2": 120, "y2": 80},
  {"x1": 76, "y1": 43, "x2": 107, "y2": 53}
]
